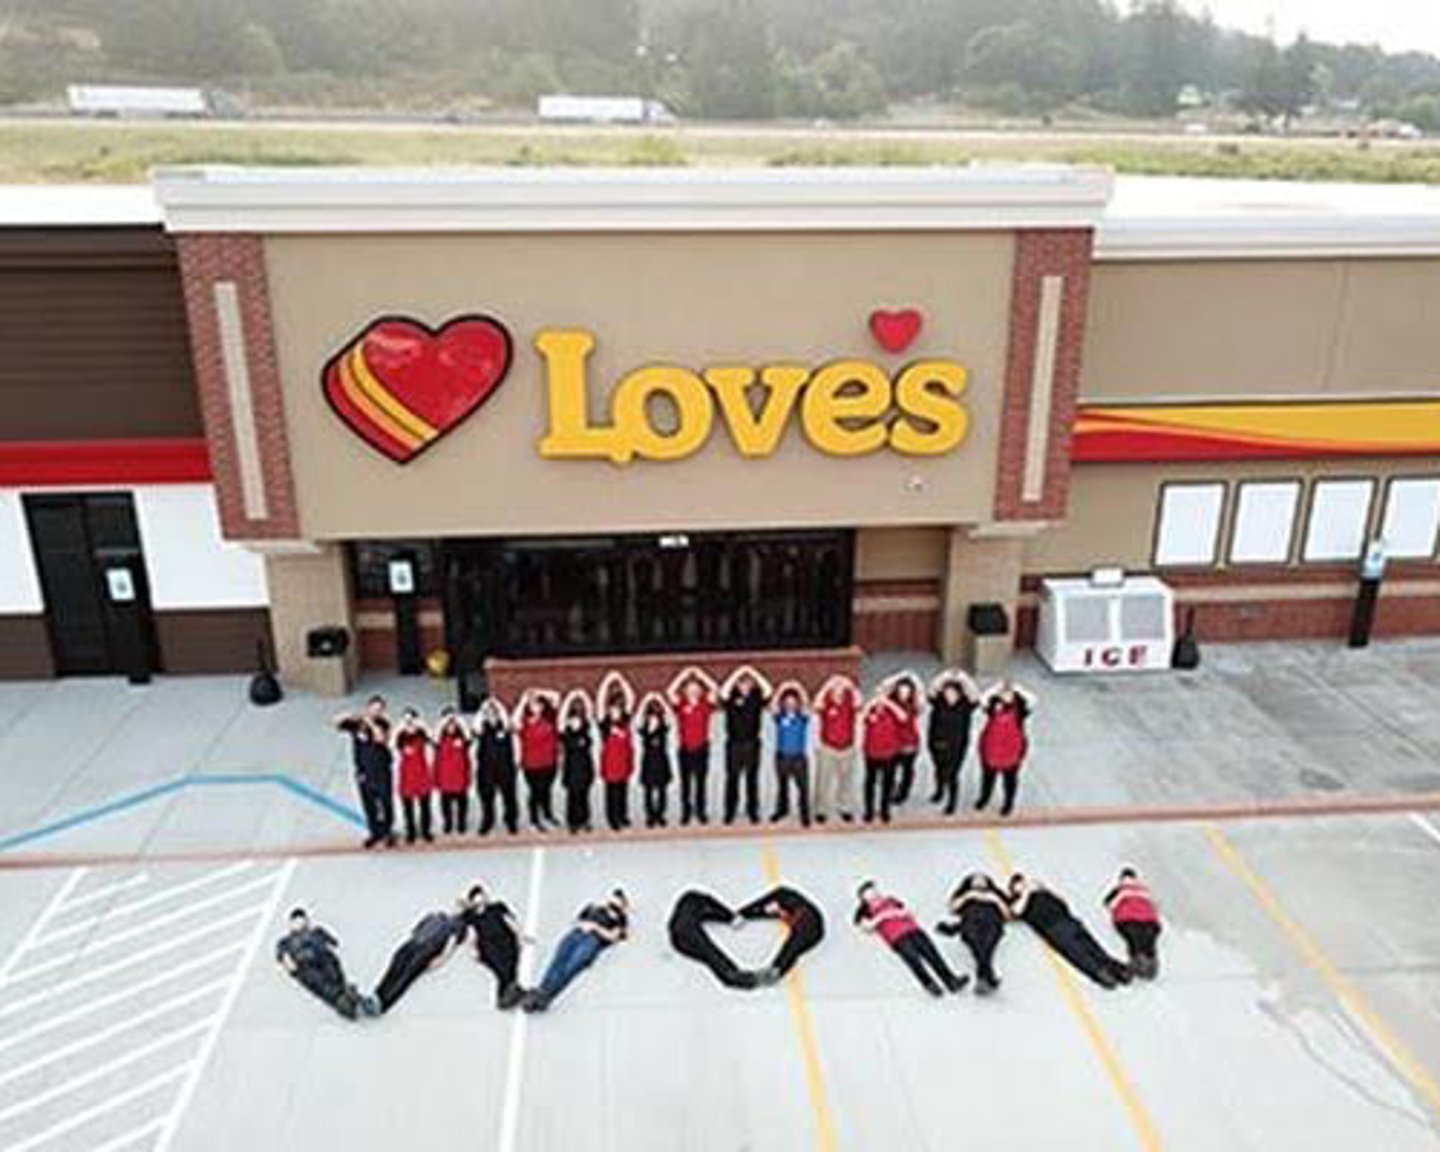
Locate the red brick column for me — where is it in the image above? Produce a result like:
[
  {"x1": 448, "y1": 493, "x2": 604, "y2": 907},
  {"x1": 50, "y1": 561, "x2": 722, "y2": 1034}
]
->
[
  {"x1": 992, "y1": 229, "x2": 1095, "y2": 523},
  {"x1": 175, "y1": 233, "x2": 300, "y2": 541}
]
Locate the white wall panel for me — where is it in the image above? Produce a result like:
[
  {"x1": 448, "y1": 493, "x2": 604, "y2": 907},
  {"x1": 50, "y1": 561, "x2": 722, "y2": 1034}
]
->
[
  {"x1": 133, "y1": 485, "x2": 269, "y2": 609},
  {"x1": 0, "y1": 491, "x2": 43, "y2": 612}
]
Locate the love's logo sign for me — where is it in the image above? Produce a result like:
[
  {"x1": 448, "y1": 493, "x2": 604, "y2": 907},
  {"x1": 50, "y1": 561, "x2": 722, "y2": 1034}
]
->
[{"x1": 322, "y1": 315, "x2": 513, "y2": 464}]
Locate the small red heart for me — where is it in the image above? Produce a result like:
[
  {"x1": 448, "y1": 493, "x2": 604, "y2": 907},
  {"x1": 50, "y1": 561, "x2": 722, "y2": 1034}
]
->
[
  {"x1": 323, "y1": 315, "x2": 513, "y2": 464},
  {"x1": 869, "y1": 308, "x2": 923, "y2": 355}
]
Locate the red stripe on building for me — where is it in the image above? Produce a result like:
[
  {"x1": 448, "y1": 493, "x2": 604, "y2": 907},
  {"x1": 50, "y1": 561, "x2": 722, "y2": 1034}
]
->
[{"x1": 0, "y1": 439, "x2": 213, "y2": 486}]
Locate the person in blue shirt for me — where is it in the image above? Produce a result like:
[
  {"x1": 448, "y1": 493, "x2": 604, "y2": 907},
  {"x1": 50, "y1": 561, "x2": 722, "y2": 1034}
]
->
[{"x1": 769, "y1": 683, "x2": 813, "y2": 828}]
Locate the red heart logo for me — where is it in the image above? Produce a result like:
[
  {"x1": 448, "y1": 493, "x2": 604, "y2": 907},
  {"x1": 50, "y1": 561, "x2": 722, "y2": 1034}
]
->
[
  {"x1": 322, "y1": 314, "x2": 513, "y2": 464},
  {"x1": 869, "y1": 308, "x2": 923, "y2": 355}
]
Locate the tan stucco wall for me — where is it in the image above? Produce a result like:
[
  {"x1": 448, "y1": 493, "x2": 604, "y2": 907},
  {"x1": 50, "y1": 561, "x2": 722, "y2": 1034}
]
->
[
  {"x1": 855, "y1": 526, "x2": 948, "y2": 581},
  {"x1": 264, "y1": 230, "x2": 1016, "y2": 540},
  {"x1": 1025, "y1": 458, "x2": 1435, "y2": 574},
  {"x1": 263, "y1": 545, "x2": 357, "y2": 695},
  {"x1": 1083, "y1": 259, "x2": 1440, "y2": 400}
]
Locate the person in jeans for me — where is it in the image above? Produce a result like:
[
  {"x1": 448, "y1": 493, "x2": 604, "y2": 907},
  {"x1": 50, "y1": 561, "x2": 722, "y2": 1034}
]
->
[
  {"x1": 668, "y1": 667, "x2": 719, "y2": 826},
  {"x1": 814, "y1": 675, "x2": 861, "y2": 825},
  {"x1": 861, "y1": 694, "x2": 905, "y2": 825},
  {"x1": 524, "y1": 890, "x2": 630, "y2": 1013},
  {"x1": 1104, "y1": 867, "x2": 1162, "y2": 980},
  {"x1": 937, "y1": 872, "x2": 1008, "y2": 994},
  {"x1": 721, "y1": 666, "x2": 771, "y2": 825},
  {"x1": 474, "y1": 697, "x2": 519, "y2": 836},
  {"x1": 927, "y1": 671, "x2": 980, "y2": 816},
  {"x1": 275, "y1": 907, "x2": 374, "y2": 1020},
  {"x1": 854, "y1": 881, "x2": 968, "y2": 997},
  {"x1": 1009, "y1": 874, "x2": 1131, "y2": 989},
  {"x1": 334, "y1": 695, "x2": 396, "y2": 850},
  {"x1": 460, "y1": 883, "x2": 529, "y2": 1009},
  {"x1": 638, "y1": 694, "x2": 674, "y2": 829},
  {"x1": 372, "y1": 906, "x2": 466, "y2": 1013},
  {"x1": 769, "y1": 684, "x2": 812, "y2": 828}
]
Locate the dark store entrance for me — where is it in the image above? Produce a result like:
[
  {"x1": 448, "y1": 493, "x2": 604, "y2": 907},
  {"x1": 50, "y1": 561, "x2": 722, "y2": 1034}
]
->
[{"x1": 438, "y1": 528, "x2": 852, "y2": 684}]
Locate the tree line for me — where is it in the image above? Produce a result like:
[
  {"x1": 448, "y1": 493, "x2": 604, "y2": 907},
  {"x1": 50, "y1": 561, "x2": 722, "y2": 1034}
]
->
[{"x1": 4, "y1": 0, "x2": 1440, "y2": 125}]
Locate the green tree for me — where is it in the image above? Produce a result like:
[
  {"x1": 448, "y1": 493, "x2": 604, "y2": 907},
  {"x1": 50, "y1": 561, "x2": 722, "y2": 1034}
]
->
[
  {"x1": 681, "y1": 0, "x2": 776, "y2": 119},
  {"x1": 964, "y1": 19, "x2": 1082, "y2": 112}
]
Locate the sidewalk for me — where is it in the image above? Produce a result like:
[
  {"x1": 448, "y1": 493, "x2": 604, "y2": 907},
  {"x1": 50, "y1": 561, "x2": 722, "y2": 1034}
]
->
[{"x1": 1, "y1": 639, "x2": 1438, "y2": 862}]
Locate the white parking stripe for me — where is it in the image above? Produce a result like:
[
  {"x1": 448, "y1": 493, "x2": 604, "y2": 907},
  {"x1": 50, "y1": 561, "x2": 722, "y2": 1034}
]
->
[
  {"x1": 88, "y1": 1117, "x2": 166, "y2": 1152},
  {"x1": 0, "y1": 979, "x2": 228, "y2": 1091},
  {"x1": 497, "y1": 846, "x2": 546, "y2": 1152},
  {"x1": 5, "y1": 1066, "x2": 188, "y2": 1152},
  {"x1": 36, "y1": 862, "x2": 254, "y2": 947},
  {"x1": 1408, "y1": 812, "x2": 1440, "y2": 848},
  {"x1": 0, "y1": 1017, "x2": 211, "y2": 1125},
  {"x1": 0, "y1": 906, "x2": 263, "y2": 1020},
  {"x1": 154, "y1": 858, "x2": 295, "y2": 1152},
  {"x1": 55, "y1": 872, "x2": 150, "y2": 914},
  {"x1": 0, "y1": 868, "x2": 85, "y2": 984},
  {"x1": 6, "y1": 871, "x2": 283, "y2": 983},
  {"x1": 0, "y1": 943, "x2": 243, "y2": 1055}
]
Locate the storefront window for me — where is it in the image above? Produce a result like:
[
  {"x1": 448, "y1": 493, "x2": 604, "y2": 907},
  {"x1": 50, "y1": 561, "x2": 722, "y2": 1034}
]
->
[
  {"x1": 350, "y1": 541, "x2": 439, "y2": 598},
  {"x1": 438, "y1": 529, "x2": 853, "y2": 666}
]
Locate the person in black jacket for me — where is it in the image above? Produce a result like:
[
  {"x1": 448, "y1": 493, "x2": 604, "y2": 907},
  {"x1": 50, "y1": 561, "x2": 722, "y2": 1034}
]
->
[
  {"x1": 638, "y1": 694, "x2": 674, "y2": 828},
  {"x1": 937, "y1": 872, "x2": 1008, "y2": 994},
  {"x1": 372, "y1": 906, "x2": 466, "y2": 1014},
  {"x1": 461, "y1": 883, "x2": 528, "y2": 1009},
  {"x1": 333, "y1": 696, "x2": 396, "y2": 850},
  {"x1": 1008, "y1": 874, "x2": 1131, "y2": 989},
  {"x1": 668, "y1": 890, "x2": 757, "y2": 990},
  {"x1": 927, "y1": 671, "x2": 980, "y2": 815},
  {"x1": 559, "y1": 691, "x2": 596, "y2": 835},
  {"x1": 737, "y1": 886, "x2": 826, "y2": 984},
  {"x1": 474, "y1": 698, "x2": 519, "y2": 836},
  {"x1": 275, "y1": 908, "x2": 375, "y2": 1019},
  {"x1": 720, "y1": 666, "x2": 772, "y2": 825}
]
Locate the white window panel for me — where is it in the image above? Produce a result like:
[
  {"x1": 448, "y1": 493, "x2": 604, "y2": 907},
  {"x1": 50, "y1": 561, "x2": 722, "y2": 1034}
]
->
[
  {"x1": 1303, "y1": 479, "x2": 1375, "y2": 563},
  {"x1": 1154, "y1": 483, "x2": 1225, "y2": 567},
  {"x1": 1230, "y1": 481, "x2": 1301, "y2": 564},
  {"x1": 1381, "y1": 478, "x2": 1440, "y2": 560}
]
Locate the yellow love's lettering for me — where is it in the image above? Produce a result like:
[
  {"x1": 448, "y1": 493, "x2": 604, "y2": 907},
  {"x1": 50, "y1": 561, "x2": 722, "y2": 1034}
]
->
[
  {"x1": 612, "y1": 365, "x2": 713, "y2": 462},
  {"x1": 890, "y1": 361, "x2": 969, "y2": 455},
  {"x1": 800, "y1": 360, "x2": 892, "y2": 457},
  {"x1": 535, "y1": 329, "x2": 618, "y2": 461},
  {"x1": 704, "y1": 364, "x2": 810, "y2": 457}
]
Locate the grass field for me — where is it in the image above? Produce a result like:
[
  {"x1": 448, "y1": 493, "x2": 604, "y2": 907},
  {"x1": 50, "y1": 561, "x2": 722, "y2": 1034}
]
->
[{"x1": 4, "y1": 116, "x2": 1440, "y2": 183}]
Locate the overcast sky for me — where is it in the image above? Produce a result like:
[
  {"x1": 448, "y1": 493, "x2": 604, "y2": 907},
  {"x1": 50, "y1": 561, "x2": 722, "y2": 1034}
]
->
[{"x1": 1188, "y1": 0, "x2": 1440, "y2": 55}]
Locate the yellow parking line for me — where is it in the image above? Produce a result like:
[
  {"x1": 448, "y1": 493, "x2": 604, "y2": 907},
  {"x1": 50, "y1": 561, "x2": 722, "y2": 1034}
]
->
[
  {"x1": 761, "y1": 842, "x2": 839, "y2": 1152},
  {"x1": 1204, "y1": 825, "x2": 1440, "y2": 1118},
  {"x1": 984, "y1": 830, "x2": 1163, "y2": 1152}
]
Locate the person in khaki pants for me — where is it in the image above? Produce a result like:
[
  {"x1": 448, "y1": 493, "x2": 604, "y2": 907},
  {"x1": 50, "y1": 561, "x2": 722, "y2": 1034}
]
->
[{"x1": 814, "y1": 674, "x2": 861, "y2": 824}]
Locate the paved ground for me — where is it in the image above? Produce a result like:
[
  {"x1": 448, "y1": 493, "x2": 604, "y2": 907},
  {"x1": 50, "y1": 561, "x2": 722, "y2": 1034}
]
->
[
  {"x1": 2, "y1": 640, "x2": 1439, "y2": 862},
  {"x1": 1, "y1": 811, "x2": 1440, "y2": 1150}
]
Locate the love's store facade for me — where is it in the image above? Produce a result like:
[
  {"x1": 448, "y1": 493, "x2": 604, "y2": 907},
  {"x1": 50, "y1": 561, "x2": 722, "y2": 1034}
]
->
[{"x1": 0, "y1": 168, "x2": 1437, "y2": 691}]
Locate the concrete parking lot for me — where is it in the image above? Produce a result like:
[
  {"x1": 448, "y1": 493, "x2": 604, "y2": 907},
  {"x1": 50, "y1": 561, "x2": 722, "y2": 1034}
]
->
[{"x1": 2, "y1": 640, "x2": 1440, "y2": 1149}]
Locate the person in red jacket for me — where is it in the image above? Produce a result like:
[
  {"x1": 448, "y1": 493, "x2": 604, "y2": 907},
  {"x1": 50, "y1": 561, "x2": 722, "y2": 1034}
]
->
[
  {"x1": 433, "y1": 706, "x2": 473, "y2": 836},
  {"x1": 395, "y1": 708, "x2": 435, "y2": 844},
  {"x1": 514, "y1": 688, "x2": 561, "y2": 831},
  {"x1": 815, "y1": 675, "x2": 860, "y2": 824},
  {"x1": 1104, "y1": 867, "x2": 1162, "y2": 979},
  {"x1": 861, "y1": 694, "x2": 905, "y2": 825},
  {"x1": 975, "y1": 680, "x2": 1035, "y2": 817},
  {"x1": 597, "y1": 672, "x2": 636, "y2": 832},
  {"x1": 883, "y1": 673, "x2": 924, "y2": 807},
  {"x1": 667, "y1": 666, "x2": 718, "y2": 827}
]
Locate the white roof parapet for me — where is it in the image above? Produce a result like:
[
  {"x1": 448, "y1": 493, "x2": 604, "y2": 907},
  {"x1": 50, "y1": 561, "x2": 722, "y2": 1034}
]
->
[
  {"x1": 0, "y1": 184, "x2": 161, "y2": 227},
  {"x1": 151, "y1": 164, "x2": 1115, "y2": 234},
  {"x1": 1097, "y1": 175, "x2": 1440, "y2": 260}
]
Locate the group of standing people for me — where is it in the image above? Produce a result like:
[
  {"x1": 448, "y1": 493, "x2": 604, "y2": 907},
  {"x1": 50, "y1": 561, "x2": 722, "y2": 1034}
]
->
[
  {"x1": 276, "y1": 868, "x2": 1161, "y2": 1022},
  {"x1": 333, "y1": 666, "x2": 1036, "y2": 850}
]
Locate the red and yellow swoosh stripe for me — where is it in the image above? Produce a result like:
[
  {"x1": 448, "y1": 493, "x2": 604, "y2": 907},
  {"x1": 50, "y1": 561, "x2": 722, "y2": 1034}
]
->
[
  {"x1": 1073, "y1": 400, "x2": 1440, "y2": 463},
  {"x1": 324, "y1": 341, "x2": 440, "y2": 463}
]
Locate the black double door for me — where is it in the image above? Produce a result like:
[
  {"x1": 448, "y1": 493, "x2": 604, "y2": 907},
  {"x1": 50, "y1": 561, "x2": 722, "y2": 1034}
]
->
[{"x1": 23, "y1": 493, "x2": 158, "y2": 681}]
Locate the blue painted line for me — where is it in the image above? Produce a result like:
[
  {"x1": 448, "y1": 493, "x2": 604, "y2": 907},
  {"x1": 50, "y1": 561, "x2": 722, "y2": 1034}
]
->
[{"x1": 0, "y1": 772, "x2": 365, "y2": 854}]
